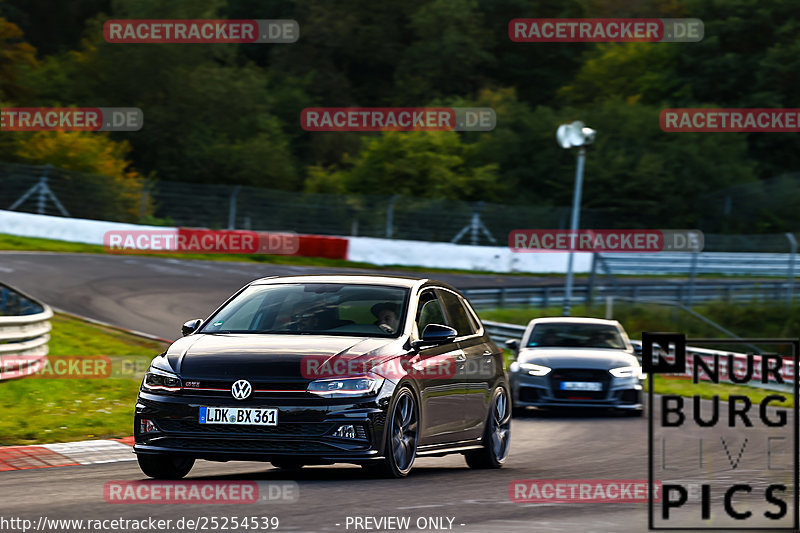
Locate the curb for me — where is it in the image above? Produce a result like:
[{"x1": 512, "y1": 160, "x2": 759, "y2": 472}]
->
[{"x1": 0, "y1": 437, "x2": 135, "y2": 472}]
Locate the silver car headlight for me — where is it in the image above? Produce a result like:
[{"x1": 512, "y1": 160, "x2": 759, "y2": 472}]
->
[
  {"x1": 518, "y1": 363, "x2": 552, "y2": 376},
  {"x1": 609, "y1": 366, "x2": 641, "y2": 378}
]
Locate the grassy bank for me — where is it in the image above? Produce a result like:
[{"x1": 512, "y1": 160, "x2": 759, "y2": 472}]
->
[
  {"x1": 0, "y1": 233, "x2": 537, "y2": 276},
  {"x1": 0, "y1": 313, "x2": 167, "y2": 445}
]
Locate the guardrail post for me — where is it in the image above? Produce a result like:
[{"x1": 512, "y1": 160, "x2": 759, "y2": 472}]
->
[
  {"x1": 228, "y1": 186, "x2": 241, "y2": 230},
  {"x1": 542, "y1": 287, "x2": 550, "y2": 308},
  {"x1": 386, "y1": 195, "x2": 399, "y2": 239},
  {"x1": 499, "y1": 287, "x2": 506, "y2": 308},
  {"x1": 585, "y1": 252, "x2": 597, "y2": 307},
  {"x1": 685, "y1": 251, "x2": 698, "y2": 307},
  {"x1": 605, "y1": 296, "x2": 614, "y2": 319},
  {"x1": 786, "y1": 233, "x2": 797, "y2": 306}
]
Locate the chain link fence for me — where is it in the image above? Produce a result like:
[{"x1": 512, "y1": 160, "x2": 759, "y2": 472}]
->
[{"x1": 2, "y1": 162, "x2": 800, "y2": 251}]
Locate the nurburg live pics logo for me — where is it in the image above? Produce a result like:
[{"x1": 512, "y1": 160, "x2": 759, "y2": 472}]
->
[{"x1": 644, "y1": 332, "x2": 800, "y2": 530}]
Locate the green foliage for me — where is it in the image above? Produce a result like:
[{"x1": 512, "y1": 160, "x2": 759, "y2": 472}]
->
[{"x1": 306, "y1": 131, "x2": 502, "y2": 201}]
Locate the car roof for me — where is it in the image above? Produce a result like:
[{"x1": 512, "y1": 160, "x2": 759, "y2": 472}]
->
[
  {"x1": 250, "y1": 274, "x2": 428, "y2": 289},
  {"x1": 527, "y1": 317, "x2": 623, "y2": 327}
]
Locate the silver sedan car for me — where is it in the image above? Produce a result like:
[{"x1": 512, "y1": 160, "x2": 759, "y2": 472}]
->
[{"x1": 507, "y1": 317, "x2": 643, "y2": 416}]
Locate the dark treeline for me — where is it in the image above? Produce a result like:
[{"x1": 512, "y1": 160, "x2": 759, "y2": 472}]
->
[{"x1": 1, "y1": 0, "x2": 800, "y2": 231}]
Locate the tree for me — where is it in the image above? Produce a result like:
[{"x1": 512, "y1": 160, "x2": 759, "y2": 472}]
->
[
  {"x1": 0, "y1": 17, "x2": 36, "y2": 102},
  {"x1": 13, "y1": 131, "x2": 150, "y2": 221},
  {"x1": 305, "y1": 130, "x2": 502, "y2": 201}
]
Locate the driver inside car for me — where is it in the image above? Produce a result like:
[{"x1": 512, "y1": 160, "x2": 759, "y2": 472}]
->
[{"x1": 371, "y1": 302, "x2": 400, "y2": 334}]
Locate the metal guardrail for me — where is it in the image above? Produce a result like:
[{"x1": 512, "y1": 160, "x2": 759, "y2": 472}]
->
[
  {"x1": 0, "y1": 284, "x2": 52, "y2": 380},
  {"x1": 463, "y1": 281, "x2": 793, "y2": 309},
  {"x1": 483, "y1": 320, "x2": 526, "y2": 346},
  {"x1": 597, "y1": 252, "x2": 798, "y2": 276}
]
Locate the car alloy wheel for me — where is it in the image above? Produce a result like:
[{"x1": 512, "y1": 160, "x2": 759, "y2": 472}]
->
[
  {"x1": 366, "y1": 387, "x2": 418, "y2": 478},
  {"x1": 465, "y1": 386, "x2": 511, "y2": 468}
]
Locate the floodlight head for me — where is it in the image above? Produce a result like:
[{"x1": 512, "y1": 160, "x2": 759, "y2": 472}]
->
[{"x1": 556, "y1": 121, "x2": 595, "y2": 149}]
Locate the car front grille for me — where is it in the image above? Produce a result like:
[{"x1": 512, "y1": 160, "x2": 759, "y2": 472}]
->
[
  {"x1": 549, "y1": 368, "x2": 610, "y2": 400},
  {"x1": 179, "y1": 380, "x2": 311, "y2": 398},
  {"x1": 156, "y1": 419, "x2": 335, "y2": 437}
]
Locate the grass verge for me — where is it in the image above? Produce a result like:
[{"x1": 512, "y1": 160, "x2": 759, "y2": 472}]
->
[
  {"x1": 0, "y1": 232, "x2": 548, "y2": 277},
  {"x1": 0, "y1": 313, "x2": 167, "y2": 445}
]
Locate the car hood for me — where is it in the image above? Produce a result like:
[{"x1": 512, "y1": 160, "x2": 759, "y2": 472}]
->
[
  {"x1": 517, "y1": 347, "x2": 638, "y2": 370},
  {"x1": 163, "y1": 333, "x2": 403, "y2": 380}
]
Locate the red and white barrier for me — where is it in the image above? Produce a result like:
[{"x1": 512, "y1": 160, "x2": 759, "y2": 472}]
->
[{"x1": 0, "y1": 209, "x2": 587, "y2": 273}]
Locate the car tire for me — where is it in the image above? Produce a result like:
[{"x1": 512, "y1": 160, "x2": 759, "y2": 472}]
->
[
  {"x1": 137, "y1": 454, "x2": 194, "y2": 480},
  {"x1": 366, "y1": 387, "x2": 419, "y2": 478},
  {"x1": 271, "y1": 460, "x2": 305, "y2": 471},
  {"x1": 465, "y1": 386, "x2": 511, "y2": 469}
]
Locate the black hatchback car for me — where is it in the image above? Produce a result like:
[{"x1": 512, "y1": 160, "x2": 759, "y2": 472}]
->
[{"x1": 134, "y1": 275, "x2": 510, "y2": 478}]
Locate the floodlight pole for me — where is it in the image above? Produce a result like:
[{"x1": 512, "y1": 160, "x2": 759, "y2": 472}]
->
[{"x1": 562, "y1": 147, "x2": 586, "y2": 316}]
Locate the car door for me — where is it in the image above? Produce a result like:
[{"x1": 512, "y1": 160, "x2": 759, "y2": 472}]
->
[
  {"x1": 413, "y1": 288, "x2": 467, "y2": 444},
  {"x1": 438, "y1": 289, "x2": 495, "y2": 439}
]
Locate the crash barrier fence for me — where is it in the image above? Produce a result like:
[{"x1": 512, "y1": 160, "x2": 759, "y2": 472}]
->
[
  {"x1": 462, "y1": 279, "x2": 797, "y2": 309},
  {"x1": 0, "y1": 284, "x2": 51, "y2": 380},
  {"x1": 484, "y1": 320, "x2": 793, "y2": 393},
  {"x1": 4, "y1": 162, "x2": 800, "y2": 252},
  {"x1": 6, "y1": 207, "x2": 800, "y2": 283}
]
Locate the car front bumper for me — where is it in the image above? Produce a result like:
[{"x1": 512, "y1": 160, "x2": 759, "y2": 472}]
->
[
  {"x1": 510, "y1": 373, "x2": 643, "y2": 410},
  {"x1": 133, "y1": 388, "x2": 394, "y2": 463}
]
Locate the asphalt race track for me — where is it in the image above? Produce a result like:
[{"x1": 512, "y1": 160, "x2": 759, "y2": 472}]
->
[
  {"x1": 1, "y1": 252, "x2": 794, "y2": 532},
  {"x1": 0, "y1": 252, "x2": 569, "y2": 340},
  {"x1": 2, "y1": 403, "x2": 792, "y2": 532}
]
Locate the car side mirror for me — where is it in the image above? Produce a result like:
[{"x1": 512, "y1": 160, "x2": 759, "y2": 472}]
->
[
  {"x1": 505, "y1": 339, "x2": 520, "y2": 356},
  {"x1": 412, "y1": 324, "x2": 457, "y2": 348},
  {"x1": 633, "y1": 343, "x2": 643, "y2": 362},
  {"x1": 182, "y1": 319, "x2": 203, "y2": 336}
]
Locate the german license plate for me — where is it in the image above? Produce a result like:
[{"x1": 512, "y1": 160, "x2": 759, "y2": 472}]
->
[
  {"x1": 560, "y1": 381, "x2": 603, "y2": 391},
  {"x1": 199, "y1": 407, "x2": 277, "y2": 426}
]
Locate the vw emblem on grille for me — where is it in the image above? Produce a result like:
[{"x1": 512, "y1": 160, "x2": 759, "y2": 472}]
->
[{"x1": 231, "y1": 379, "x2": 252, "y2": 400}]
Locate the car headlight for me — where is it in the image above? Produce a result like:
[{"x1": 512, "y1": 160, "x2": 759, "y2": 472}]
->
[
  {"x1": 307, "y1": 376, "x2": 384, "y2": 398},
  {"x1": 609, "y1": 366, "x2": 641, "y2": 378},
  {"x1": 142, "y1": 366, "x2": 182, "y2": 393},
  {"x1": 518, "y1": 363, "x2": 552, "y2": 376}
]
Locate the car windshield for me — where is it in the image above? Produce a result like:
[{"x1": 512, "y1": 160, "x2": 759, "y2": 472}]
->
[
  {"x1": 200, "y1": 283, "x2": 409, "y2": 338},
  {"x1": 527, "y1": 323, "x2": 625, "y2": 349}
]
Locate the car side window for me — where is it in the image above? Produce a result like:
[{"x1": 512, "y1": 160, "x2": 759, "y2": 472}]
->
[
  {"x1": 438, "y1": 289, "x2": 475, "y2": 337},
  {"x1": 416, "y1": 290, "x2": 446, "y2": 336}
]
